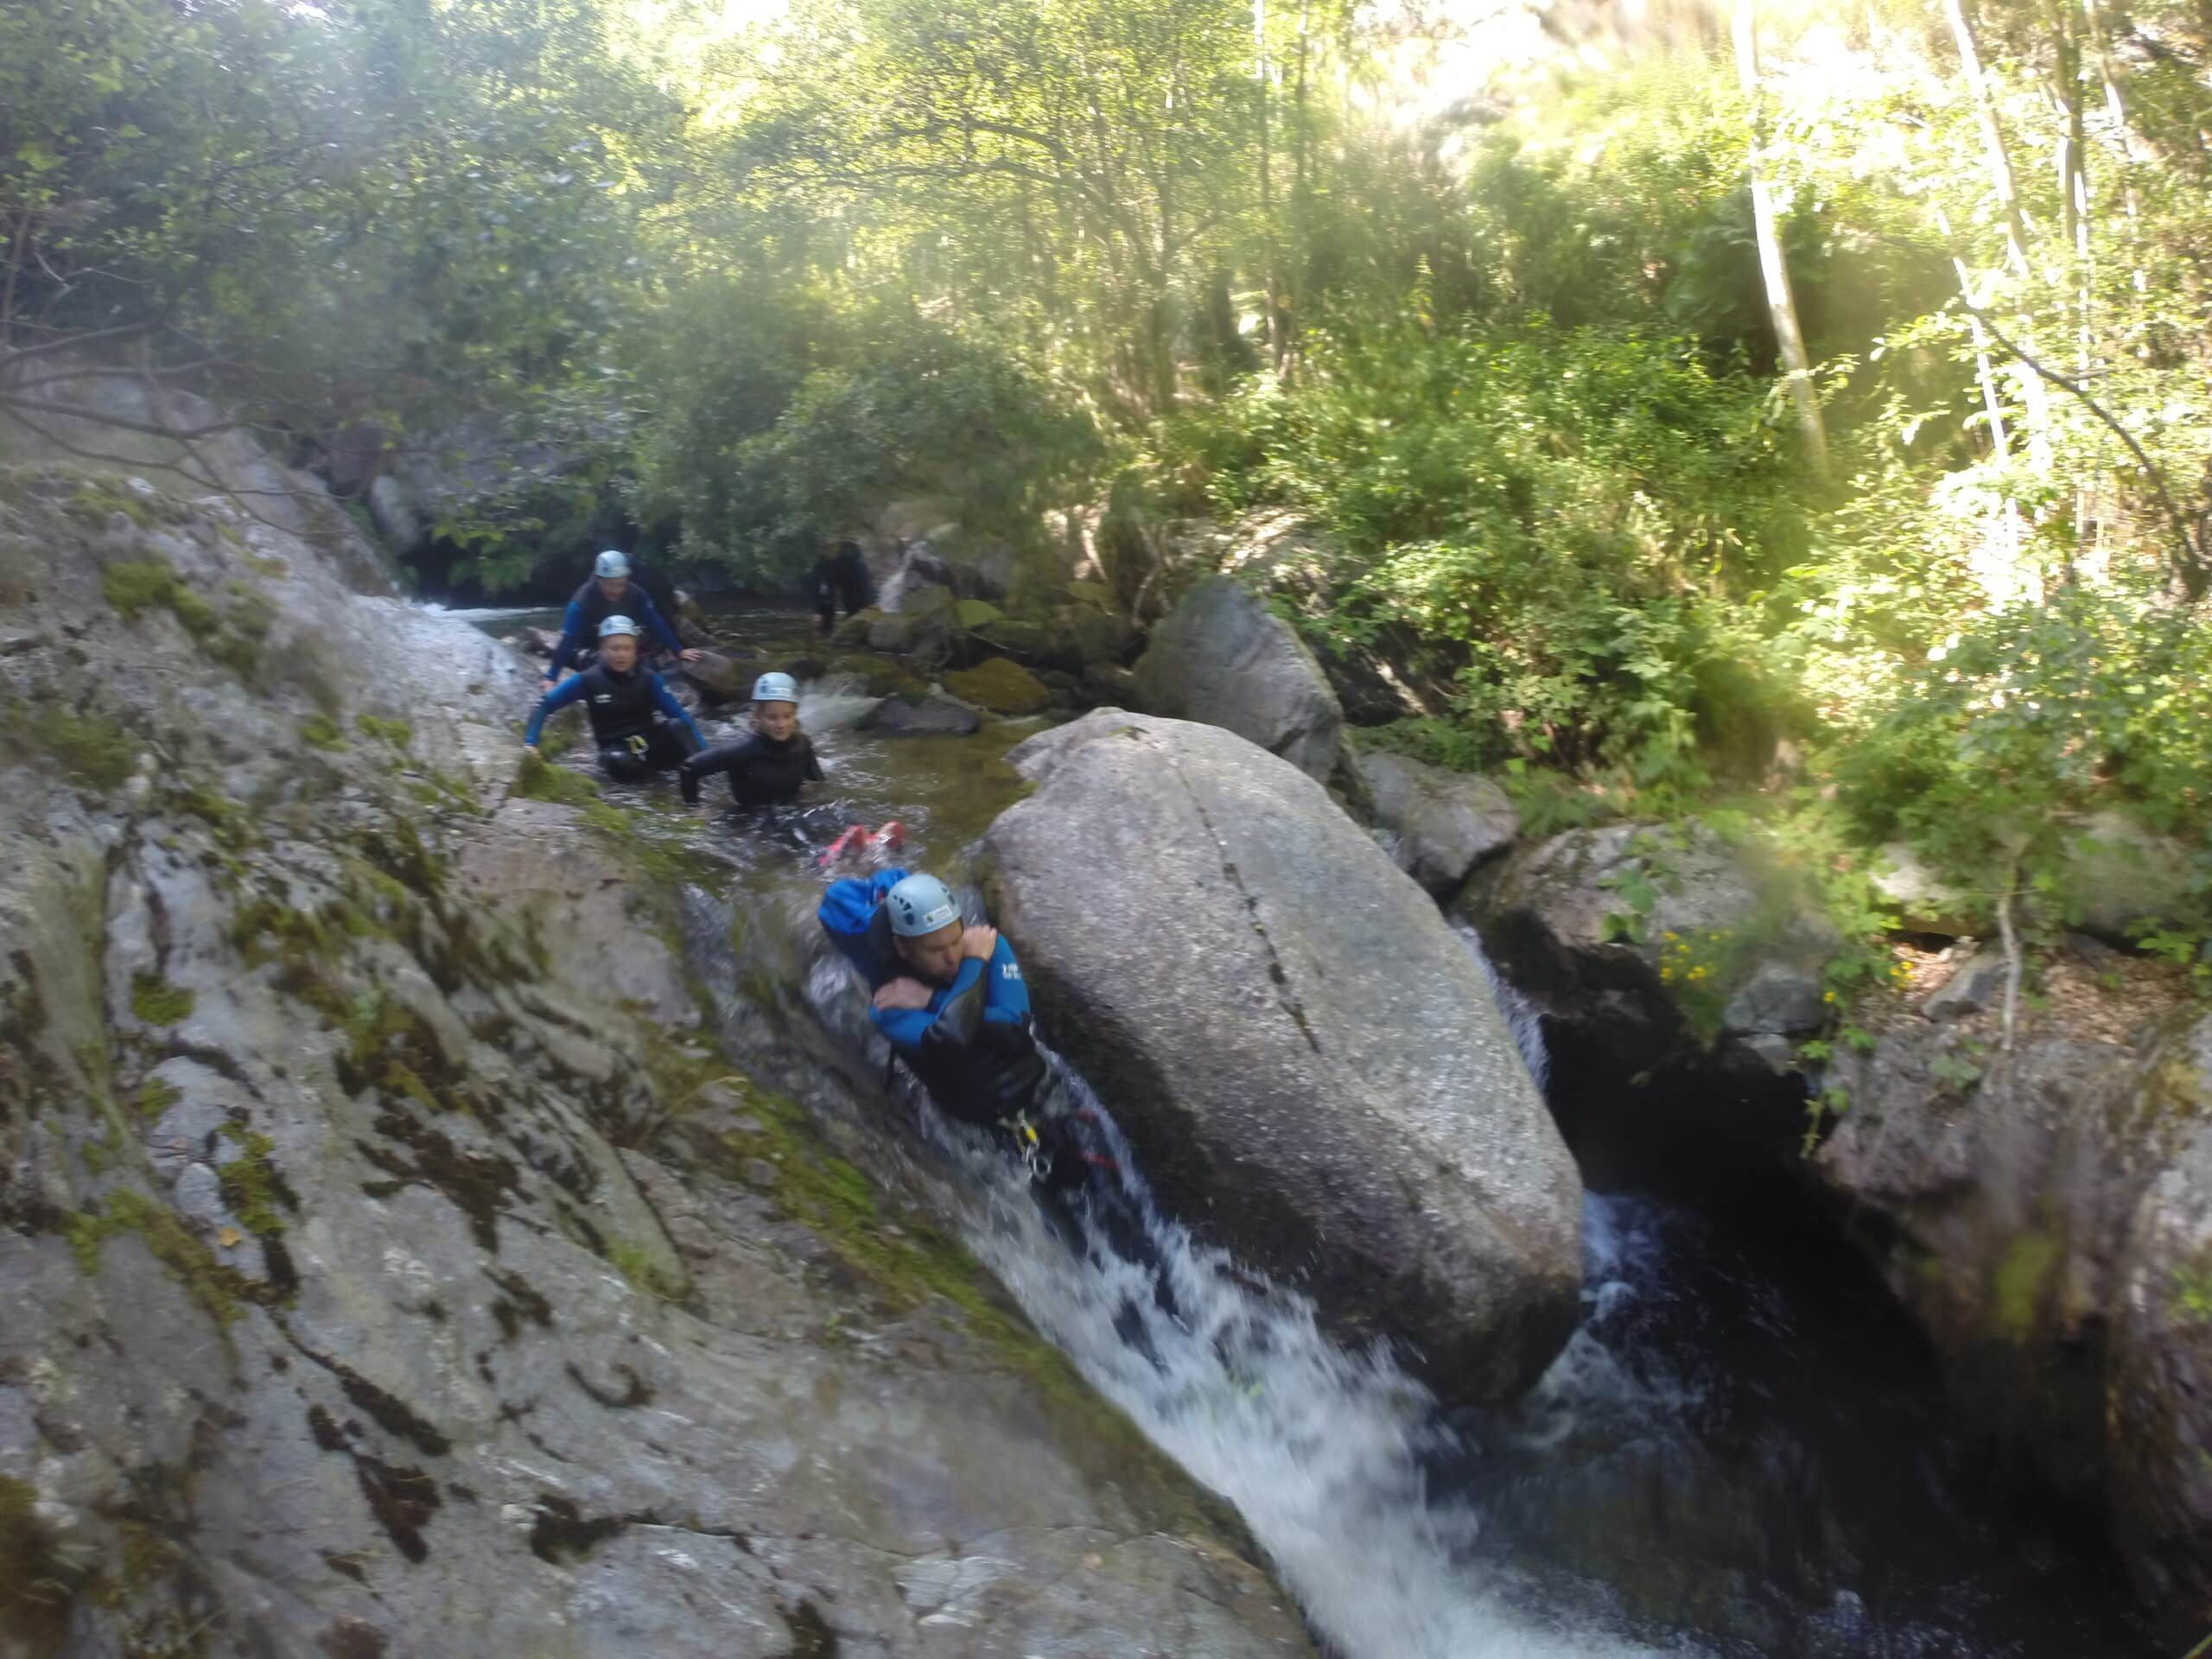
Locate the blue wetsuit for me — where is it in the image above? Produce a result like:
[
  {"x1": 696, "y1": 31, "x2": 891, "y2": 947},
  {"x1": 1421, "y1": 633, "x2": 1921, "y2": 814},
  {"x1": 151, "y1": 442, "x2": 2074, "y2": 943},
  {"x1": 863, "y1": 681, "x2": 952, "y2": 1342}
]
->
[
  {"x1": 548, "y1": 580, "x2": 684, "y2": 677},
  {"x1": 525, "y1": 662, "x2": 702, "y2": 780},
  {"x1": 818, "y1": 869, "x2": 1047, "y2": 1127}
]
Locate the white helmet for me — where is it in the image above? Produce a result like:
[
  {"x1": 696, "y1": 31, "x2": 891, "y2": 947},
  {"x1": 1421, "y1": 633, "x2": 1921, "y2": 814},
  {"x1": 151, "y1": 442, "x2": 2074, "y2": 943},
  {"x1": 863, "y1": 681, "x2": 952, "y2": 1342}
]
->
[
  {"x1": 886, "y1": 874, "x2": 962, "y2": 938},
  {"x1": 597, "y1": 613, "x2": 640, "y2": 640},
  {"x1": 594, "y1": 549, "x2": 631, "y2": 580},
  {"x1": 752, "y1": 671, "x2": 799, "y2": 704}
]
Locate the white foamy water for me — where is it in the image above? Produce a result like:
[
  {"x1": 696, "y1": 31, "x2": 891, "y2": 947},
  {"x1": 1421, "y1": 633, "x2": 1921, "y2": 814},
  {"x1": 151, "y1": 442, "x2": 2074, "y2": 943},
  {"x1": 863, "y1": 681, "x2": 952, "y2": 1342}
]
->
[
  {"x1": 916, "y1": 934, "x2": 1697, "y2": 1659},
  {"x1": 797, "y1": 677, "x2": 888, "y2": 733}
]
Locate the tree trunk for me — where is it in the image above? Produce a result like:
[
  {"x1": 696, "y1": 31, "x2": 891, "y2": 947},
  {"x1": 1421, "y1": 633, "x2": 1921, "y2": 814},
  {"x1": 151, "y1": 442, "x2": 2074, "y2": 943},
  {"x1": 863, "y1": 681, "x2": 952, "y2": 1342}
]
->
[
  {"x1": 1732, "y1": 0, "x2": 1829, "y2": 477},
  {"x1": 1943, "y1": 0, "x2": 2034, "y2": 279},
  {"x1": 1941, "y1": 0, "x2": 2055, "y2": 474}
]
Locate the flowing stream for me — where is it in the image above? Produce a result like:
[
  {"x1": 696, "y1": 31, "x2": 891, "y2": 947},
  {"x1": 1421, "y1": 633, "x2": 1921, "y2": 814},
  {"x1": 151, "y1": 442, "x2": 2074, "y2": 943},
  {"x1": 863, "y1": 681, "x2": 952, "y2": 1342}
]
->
[{"x1": 493, "y1": 605, "x2": 2157, "y2": 1659}]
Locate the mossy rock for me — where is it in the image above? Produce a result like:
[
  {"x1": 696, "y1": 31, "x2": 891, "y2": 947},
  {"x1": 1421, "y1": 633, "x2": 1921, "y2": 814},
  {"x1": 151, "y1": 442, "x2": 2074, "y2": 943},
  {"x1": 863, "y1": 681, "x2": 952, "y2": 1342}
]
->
[
  {"x1": 829, "y1": 653, "x2": 930, "y2": 701},
  {"x1": 832, "y1": 608, "x2": 881, "y2": 646},
  {"x1": 1065, "y1": 580, "x2": 1115, "y2": 610},
  {"x1": 944, "y1": 658, "x2": 1052, "y2": 716}
]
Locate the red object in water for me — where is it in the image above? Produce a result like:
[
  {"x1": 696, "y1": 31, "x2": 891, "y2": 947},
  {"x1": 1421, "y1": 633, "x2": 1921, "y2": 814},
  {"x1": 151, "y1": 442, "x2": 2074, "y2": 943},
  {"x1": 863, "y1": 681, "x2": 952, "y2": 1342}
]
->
[
  {"x1": 818, "y1": 826, "x2": 872, "y2": 869},
  {"x1": 874, "y1": 820, "x2": 906, "y2": 853}
]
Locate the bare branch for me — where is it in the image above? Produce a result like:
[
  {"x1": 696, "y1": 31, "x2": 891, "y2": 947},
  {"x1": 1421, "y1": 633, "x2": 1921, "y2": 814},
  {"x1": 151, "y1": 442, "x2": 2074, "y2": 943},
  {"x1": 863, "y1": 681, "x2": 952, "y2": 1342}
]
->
[
  {"x1": 0, "y1": 392, "x2": 249, "y2": 442},
  {"x1": 1960, "y1": 295, "x2": 2209, "y2": 599}
]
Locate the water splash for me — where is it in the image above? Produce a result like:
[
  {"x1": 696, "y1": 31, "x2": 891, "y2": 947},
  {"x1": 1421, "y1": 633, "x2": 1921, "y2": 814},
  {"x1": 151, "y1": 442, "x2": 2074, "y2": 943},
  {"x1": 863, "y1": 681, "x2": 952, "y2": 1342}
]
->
[
  {"x1": 935, "y1": 1058, "x2": 1681, "y2": 1659},
  {"x1": 1457, "y1": 920, "x2": 1549, "y2": 1096}
]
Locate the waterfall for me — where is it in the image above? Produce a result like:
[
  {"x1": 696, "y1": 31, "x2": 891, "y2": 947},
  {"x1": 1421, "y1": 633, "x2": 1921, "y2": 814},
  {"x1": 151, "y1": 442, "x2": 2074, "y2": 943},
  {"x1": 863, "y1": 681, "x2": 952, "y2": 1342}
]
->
[{"x1": 932, "y1": 1059, "x2": 1681, "y2": 1659}]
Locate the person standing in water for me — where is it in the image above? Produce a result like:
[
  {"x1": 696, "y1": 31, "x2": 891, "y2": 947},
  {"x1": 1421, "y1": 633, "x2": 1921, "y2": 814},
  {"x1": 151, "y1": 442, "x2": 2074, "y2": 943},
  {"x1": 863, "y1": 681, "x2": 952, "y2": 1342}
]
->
[
  {"x1": 808, "y1": 538, "x2": 875, "y2": 639},
  {"x1": 542, "y1": 550, "x2": 698, "y2": 690},
  {"x1": 524, "y1": 613, "x2": 703, "y2": 780},
  {"x1": 680, "y1": 671, "x2": 825, "y2": 808}
]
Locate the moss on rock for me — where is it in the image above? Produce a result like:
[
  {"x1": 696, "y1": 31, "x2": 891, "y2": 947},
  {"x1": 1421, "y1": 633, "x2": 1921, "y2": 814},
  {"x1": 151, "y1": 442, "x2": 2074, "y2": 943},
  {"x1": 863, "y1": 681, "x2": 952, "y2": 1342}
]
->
[
  {"x1": 945, "y1": 657, "x2": 1052, "y2": 715},
  {"x1": 130, "y1": 972, "x2": 194, "y2": 1027}
]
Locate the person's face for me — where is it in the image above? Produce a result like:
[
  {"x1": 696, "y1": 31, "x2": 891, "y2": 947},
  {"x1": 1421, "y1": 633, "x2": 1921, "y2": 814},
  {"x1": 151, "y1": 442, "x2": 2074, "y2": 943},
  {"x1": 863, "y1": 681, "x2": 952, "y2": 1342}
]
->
[
  {"x1": 754, "y1": 701, "x2": 798, "y2": 741},
  {"x1": 894, "y1": 919, "x2": 964, "y2": 985},
  {"x1": 600, "y1": 632, "x2": 639, "y2": 672},
  {"x1": 597, "y1": 574, "x2": 629, "y2": 603}
]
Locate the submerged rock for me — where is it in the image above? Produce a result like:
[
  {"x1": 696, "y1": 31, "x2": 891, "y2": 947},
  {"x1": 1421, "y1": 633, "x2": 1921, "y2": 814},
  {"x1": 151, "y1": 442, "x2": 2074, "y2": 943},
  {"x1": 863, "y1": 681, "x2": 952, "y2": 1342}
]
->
[
  {"x1": 859, "y1": 687, "x2": 983, "y2": 735},
  {"x1": 982, "y1": 709, "x2": 1583, "y2": 1405},
  {"x1": 1132, "y1": 576, "x2": 1343, "y2": 784},
  {"x1": 0, "y1": 461, "x2": 1313, "y2": 1658}
]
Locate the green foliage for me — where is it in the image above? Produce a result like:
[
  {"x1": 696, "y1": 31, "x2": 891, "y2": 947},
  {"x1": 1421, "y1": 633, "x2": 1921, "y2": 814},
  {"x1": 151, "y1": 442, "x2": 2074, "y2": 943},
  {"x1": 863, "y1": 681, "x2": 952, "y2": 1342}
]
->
[
  {"x1": 642, "y1": 306, "x2": 1103, "y2": 582},
  {"x1": 1162, "y1": 319, "x2": 1806, "y2": 787},
  {"x1": 1829, "y1": 587, "x2": 2212, "y2": 920},
  {"x1": 298, "y1": 714, "x2": 350, "y2": 753}
]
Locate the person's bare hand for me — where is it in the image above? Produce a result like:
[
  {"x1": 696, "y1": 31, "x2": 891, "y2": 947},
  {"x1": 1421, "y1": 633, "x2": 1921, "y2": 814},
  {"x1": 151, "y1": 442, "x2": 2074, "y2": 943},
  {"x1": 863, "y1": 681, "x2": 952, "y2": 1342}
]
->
[
  {"x1": 872, "y1": 977, "x2": 933, "y2": 1012},
  {"x1": 680, "y1": 647, "x2": 702, "y2": 662},
  {"x1": 961, "y1": 925, "x2": 999, "y2": 962},
  {"x1": 523, "y1": 743, "x2": 540, "y2": 760}
]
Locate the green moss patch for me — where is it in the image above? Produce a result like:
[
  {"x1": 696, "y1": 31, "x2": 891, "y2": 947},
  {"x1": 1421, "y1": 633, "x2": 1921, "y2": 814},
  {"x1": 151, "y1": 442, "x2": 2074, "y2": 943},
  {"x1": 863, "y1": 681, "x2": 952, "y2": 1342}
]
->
[
  {"x1": 99, "y1": 553, "x2": 281, "y2": 686},
  {"x1": 299, "y1": 713, "x2": 350, "y2": 752},
  {"x1": 64, "y1": 1187, "x2": 276, "y2": 1325},
  {"x1": 357, "y1": 714, "x2": 415, "y2": 749},
  {"x1": 516, "y1": 751, "x2": 599, "y2": 805},
  {"x1": 130, "y1": 971, "x2": 194, "y2": 1027},
  {"x1": 217, "y1": 1124, "x2": 296, "y2": 1236},
  {"x1": 1991, "y1": 1230, "x2": 2064, "y2": 1340},
  {"x1": 945, "y1": 657, "x2": 1052, "y2": 715},
  {"x1": 16, "y1": 702, "x2": 135, "y2": 791}
]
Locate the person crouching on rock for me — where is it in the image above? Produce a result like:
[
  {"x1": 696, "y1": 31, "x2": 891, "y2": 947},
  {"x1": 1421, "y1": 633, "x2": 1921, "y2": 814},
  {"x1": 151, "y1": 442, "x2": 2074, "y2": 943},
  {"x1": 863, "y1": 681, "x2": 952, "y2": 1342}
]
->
[
  {"x1": 524, "y1": 613, "x2": 704, "y2": 781},
  {"x1": 679, "y1": 672, "x2": 824, "y2": 809},
  {"x1": 541, "y1": 549, "x2": 699, "y2": 692}
]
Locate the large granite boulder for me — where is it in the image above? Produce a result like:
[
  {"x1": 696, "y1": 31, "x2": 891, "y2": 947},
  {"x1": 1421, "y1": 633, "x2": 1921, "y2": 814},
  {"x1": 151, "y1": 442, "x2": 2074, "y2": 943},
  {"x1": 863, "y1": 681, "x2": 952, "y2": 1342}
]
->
[
  {"x1": 1132, "y1": 577, "x2": 1343, "y2": 784},
  {"x1": 1358, "y1": 750, "x2": 1519, "y2": 894},
  {"x1": 0, "y1": 462, "x2": 1313, "y2": 1659},
  {"x1": 1461, "y1": 822, "x2": 1838, "y2": 1084},
  {"x1": 1816, "y1": 1006, "x2": 2212, "y2": 1636},
  {"x1": 982, "y1": 710, "x2": 1582, "y2": 1405}
]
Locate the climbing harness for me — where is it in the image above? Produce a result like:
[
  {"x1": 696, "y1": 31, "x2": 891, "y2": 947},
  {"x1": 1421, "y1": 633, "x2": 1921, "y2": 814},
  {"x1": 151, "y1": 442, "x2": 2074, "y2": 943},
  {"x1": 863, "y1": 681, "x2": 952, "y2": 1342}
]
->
[
  {"x1": 1008, "y1": 1109, "x2": 1053, "y2": 1185},
  {"x1": 624, "y1": 732, "x2": 650, "y2": 758}
]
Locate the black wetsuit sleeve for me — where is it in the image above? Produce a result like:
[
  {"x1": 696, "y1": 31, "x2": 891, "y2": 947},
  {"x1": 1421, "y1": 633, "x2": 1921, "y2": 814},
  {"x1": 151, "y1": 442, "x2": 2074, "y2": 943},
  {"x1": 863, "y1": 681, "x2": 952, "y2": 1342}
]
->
[
  {"x1": 804, "y1": 736, "x2": 824, "y2": 783},
  {"x1": 918, "y1": 960, "x2": 989, "y2": 1053},
  {"x1": 680, "y1": 737, "x2": 750, "y2": 804}
]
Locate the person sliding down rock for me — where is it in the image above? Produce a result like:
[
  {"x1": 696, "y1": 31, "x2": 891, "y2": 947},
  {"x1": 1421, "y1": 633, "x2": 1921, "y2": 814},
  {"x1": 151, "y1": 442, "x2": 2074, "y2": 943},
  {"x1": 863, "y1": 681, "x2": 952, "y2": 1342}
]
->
[
  {"x1": 680, "y1": 673, "x2": 904, "y2": 866},
  {"x1": 542, "y1": 549, "x2": 699, "y2": 690},
  {"x1": 524, "y1": 613, "x2": 704, "y2": 781},
  {"x1": 817, "y1": 870, "x2": 1174, "y2": 1323}
]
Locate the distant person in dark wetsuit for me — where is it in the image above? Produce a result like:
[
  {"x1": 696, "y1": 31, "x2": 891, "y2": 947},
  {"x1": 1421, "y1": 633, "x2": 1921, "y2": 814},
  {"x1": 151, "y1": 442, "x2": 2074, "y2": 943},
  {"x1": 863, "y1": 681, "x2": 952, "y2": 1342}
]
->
[
  {"x1": 680, "y1": 671, "x2": 824, "y2": 808},
  {"x1": 808, "y1": 539, "x2": 875, "y2": 639},
  {"x1": 543, "y1": 550, "x2": 698, "y2": 690},
  {"x1": 524, "y1": 613, "x2": 703, "y2": 781}
]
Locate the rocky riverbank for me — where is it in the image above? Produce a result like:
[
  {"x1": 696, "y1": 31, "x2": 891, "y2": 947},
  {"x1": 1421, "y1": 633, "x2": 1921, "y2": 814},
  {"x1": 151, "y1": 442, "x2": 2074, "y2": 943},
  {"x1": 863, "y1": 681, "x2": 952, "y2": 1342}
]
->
[{"x1": 0, "y1": 457, "x2": 1312, "y2": 1659}]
